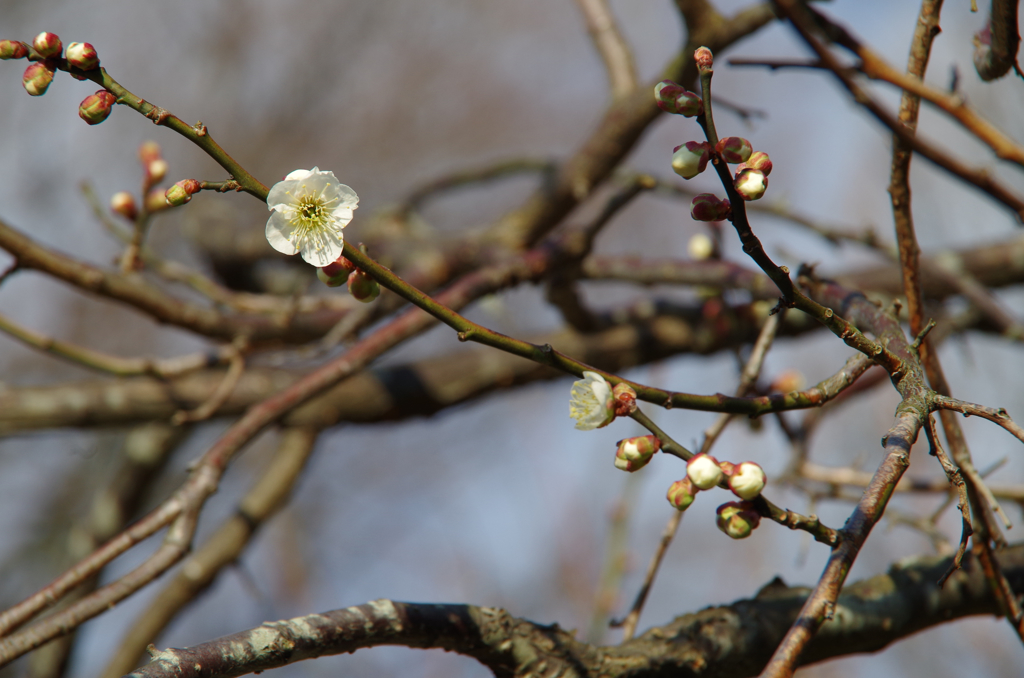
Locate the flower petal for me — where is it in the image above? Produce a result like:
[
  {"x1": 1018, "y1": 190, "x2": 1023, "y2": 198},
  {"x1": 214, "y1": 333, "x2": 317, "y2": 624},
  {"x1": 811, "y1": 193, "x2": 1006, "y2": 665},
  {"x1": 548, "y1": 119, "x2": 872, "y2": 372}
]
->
[
  {"x1": 299, "y1": 227, "x2": 344, "y2": 267},
  {"x1": 265, "y1": 212, "x2": 298, "y2": 255},
  {"x1": 284, "y1": 168, "x2": 315, "y2": 181}
]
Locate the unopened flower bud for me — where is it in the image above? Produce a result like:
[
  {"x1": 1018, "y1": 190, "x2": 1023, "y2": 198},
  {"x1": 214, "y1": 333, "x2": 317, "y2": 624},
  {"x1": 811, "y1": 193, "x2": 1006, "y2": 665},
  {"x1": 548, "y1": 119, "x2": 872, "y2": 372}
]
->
[
  {"x1": 145, "y1": 189, "x2": 169, "y2": 213},
  {"x1": 110, "y1": 191, "x2": 137, "y2": 221},
  {"x1": 614, "y1": 435, "x2": 660, "y2": 472},
  {"x1": 165, "y1": 179, "x2": 201, "y2": 207},
  {"x1": 147, "y1": 159, "x2": 168, "y2": 184},
  {"x1": 22, "y1": 61, "x2": 55, "y2": 96},
  {"x1": 66, "y1": 42, "x2": 99, "y2": 70},
  {"x1": 734, "y1": 168, "x2": 767, "y2": 201},
  {"x1": 667, "y1": 477, "x2": 698, "y2": 511},
  {"x1": 322, "y1": 255, "x2": 356, "y2": 280},
  {"x1": 741, "y1": 151, "x2": 772, "y2": 176},
  {"x1": 694, "y1": 46, "x2": 713, "y2": 71},
  {"x1": 32, "y1": 32, "x2": 62, "y2": 58},
  {"x1": 727, "y1": 462, "x2": 766, "y2": 500},
  {"x1": 0, "y1": 40, "x2": 29, "y2": 60},
  {"x1": 716, "y1": 501, "x2": 761, "y2": 539},
  {"x1": 78, "y1": 90, "x2": 115, "y2": 125},
  {"x1": 654, "y1": 80, "x2": 703, "y2": 117},
  {"x1": 770, "y1": 369, "x2": 805, "y2": 393},
  {"x1": 317, "y1": 267, "x2": 346, "y2": 287},
  {"x1": 687, "y1": 453, "x2": 723, "y2": 490},
  {"x1": 347, "y1": 269, "x2": 380, "y2": 303},
  {"x1": 611, "y1": 382, "x2": 637, "y2": 417},
  {"x1": 672, "y1": 141, "x2": 711, "y2": 180},
  {"x1": 138, "y1": 141, "x2": 162, "y2": 166},
  {"x1": 715, "y1": 137, "x2": 752, "y2": 164},
  {"x1": 690, "y1": 193, "x2": 730, "y2": 222}
]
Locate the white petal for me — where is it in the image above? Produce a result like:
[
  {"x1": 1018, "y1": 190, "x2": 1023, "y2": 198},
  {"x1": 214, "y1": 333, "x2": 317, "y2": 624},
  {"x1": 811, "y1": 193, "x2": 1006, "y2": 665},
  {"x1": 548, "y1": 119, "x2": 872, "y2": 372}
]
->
[
  {"x1": 265, "y1": 213, "x2": 298, "y2": 255},
  {"x1": 284, "y1": 168, "x2": 314, "y2": 181},
  {"x1": 267, "y1": 181, "x2": 297, "y2": 210},
  {"x1": 299, "y1": 228, "x2": 345, "y2": 267},
  {"x1": 331, "y1": 206, "x2": 355, "y2": 227}
]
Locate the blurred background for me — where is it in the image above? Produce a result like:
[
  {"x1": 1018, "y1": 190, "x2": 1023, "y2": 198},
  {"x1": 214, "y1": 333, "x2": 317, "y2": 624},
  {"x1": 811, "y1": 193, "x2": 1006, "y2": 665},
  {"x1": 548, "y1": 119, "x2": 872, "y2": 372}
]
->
[{"x1": 1, "y1": 0, "x2": 1023, "y2": 676}]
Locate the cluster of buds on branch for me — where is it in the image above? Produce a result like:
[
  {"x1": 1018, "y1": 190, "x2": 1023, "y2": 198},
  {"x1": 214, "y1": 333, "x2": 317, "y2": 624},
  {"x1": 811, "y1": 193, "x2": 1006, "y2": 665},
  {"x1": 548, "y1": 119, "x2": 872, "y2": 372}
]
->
[
  {"x1": 668, "y1": 454, "x2": 767, "y2": 539},
  {"x1": 106, "y1": 141, "x2": 181, "y2": 225},
  {"x1": 2, "y1": 32, "x2": 111, "y2": 124},
  {"x1": 316, "y1": 254, "x2": 381, "y2": 303}
]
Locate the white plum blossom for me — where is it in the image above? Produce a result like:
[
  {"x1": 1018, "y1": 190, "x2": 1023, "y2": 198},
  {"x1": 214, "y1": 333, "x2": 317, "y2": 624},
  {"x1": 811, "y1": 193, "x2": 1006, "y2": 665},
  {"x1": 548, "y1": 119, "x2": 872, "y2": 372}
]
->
[
  {"x1": 687, "y1": 453, "x2": 724, "y2": 490},
  {"x1": 569, "y1": 371, "x2": 615, "y2": 430},
  {"x1": 728, "y1": 462, "x2": 766, "y2": 500},
  {"x1": 266, "y1": 167, "x2": 359, "y2": 267}
]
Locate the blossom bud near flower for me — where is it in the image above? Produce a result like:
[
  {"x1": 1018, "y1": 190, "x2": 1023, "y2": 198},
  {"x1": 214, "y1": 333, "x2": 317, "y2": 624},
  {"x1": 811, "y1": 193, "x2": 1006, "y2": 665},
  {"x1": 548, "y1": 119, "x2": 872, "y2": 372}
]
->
[
  {"x1": 614, "y1": 435, "x2": 660, "y2": 473},
  {"x1": 727, "y1": 462, "x2": 766, "y2": 500},
  {"x1": 569, "y1": 371, "x2": 616, "y2": 430},
  {"x1": 715, "y1": 137, "x2": 752, "y2": 164},
  {"x1": 716, "y1": 501, "x2": 761, "y2": 539},
  {"x1": 66, "y1": 42, "x2": 99, "y2": 70},
  {"x1": 110, "y1": 191, "x2": 137, "y2": 221},
  {"x1": 347, "y1": 269, "x2": 380, "y2": 303},
  {"x1": 741, "y1": 151, "x2": 772, "y2": 176},
  {"x1": 671, "y1": 141, "x2": 711, "y2": 180},
  {"x1": 32, "y1": 32, "x2": 62, "y2": 58},
  {"x1": 687, "y1": 453, "x2": 723, "y2": 490},
  {"x1": 694, "y1": 46, "x2": 713, "y2": 71},
  {"x1": 22, "y1": 61, "x2": 55, "y2": 96},
  {"x1": 0, "y1": 40, "x2": 29, "y2": 60},
  {"x1": 164, "y1": 179, "x2": 201, "y2": 207},
  {"x1": 316, "y1": 267, "x2": 346, "y2": 287},
  {"x1": 78, "y1": 90, "x2": 115, "y2": 125},
  {"x1": 667, "y1": 477, "x2": 698, "y2": 511},
  {"x1": 734, "y1": 168, "x2": 767, "y2": 201},
  {"x1": 690, "y1": 193, "x2": 731, "y2": 222},
  {"x1": 611, "y1": 382, "x2": 637, "y2": 417}
]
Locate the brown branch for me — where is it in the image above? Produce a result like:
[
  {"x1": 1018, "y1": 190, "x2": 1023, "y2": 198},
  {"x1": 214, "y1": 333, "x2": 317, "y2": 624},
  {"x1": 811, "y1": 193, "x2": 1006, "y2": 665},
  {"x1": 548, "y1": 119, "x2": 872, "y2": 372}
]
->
[
  {"x1": 574, "y1": 0, "x2": 639, "y2": 99},
  {"x1": 124, "y1": 544, "x2": 1024, "y2": 678}
]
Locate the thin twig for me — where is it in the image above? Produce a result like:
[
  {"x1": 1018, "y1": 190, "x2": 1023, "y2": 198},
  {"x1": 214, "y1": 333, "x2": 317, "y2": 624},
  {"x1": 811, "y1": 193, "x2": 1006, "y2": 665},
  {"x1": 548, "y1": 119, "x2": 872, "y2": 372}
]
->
[{"x1": 573, "y1": 0, "x2": 639, "y2": 99}]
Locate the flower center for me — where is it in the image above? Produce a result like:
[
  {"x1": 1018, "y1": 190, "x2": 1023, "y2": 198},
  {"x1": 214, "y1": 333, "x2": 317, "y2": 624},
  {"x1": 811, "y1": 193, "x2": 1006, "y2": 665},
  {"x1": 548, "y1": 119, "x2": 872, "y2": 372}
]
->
[{"x1": 297, "y1": 196, "x2": 328, "y2": 228}]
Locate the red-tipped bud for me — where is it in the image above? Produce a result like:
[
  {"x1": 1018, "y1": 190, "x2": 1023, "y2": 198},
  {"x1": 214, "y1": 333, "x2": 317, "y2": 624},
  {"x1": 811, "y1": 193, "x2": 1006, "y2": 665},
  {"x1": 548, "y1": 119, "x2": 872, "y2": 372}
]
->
[
  {"x1": 654, "y1": 80, "x2": 703, "y2": 117},
  {"x1": 694, "y1": 46, "x2": 713, "y2": 71},
  {"x1": 740, "y1": 151, "x2": 772, "y2": 176},
  {"x1": 614, "y1": 435, "x2": 660, "y2": 472},
  {"x1": 611, "y1": 382, "x2": 637, "y2": 417},
  {"x1": 716, "y1": 501, "x2": 761, "y2": 539},
  {"x1": 22, "y1": 61, "x2": 55, "y2": 96},
  {"x1": 667, "y1": 477, "x2": 698, "y2": 511},
  {"x1": 347, "y1": 269, "x2": 380, "y2": 303},
  {"x1": 715, "y1": 137, "x2": 752, "y2": 164},
  {"x1": 322, "y1": 255, "x2": 357, "y2": 280},
  {"x1": 78, "y1": 90, "x2": 115, "y2": 125},
  {"x1": 316, "y1": 267, "x2": 346, "y2": 287},
  {"x1": 0, "y1": 40, "x2": 30, "y2": 60},
  {"x1": 66, "y1": 42, "x2": 99, "y2": 70},
  {"x1": 671, "y1": 141, "x2": 711, "y2": 180},
  {"x1": 727, "y1": 462, "x2": 766, "y2": 500},
  {"x1": 164, "y1": 179, "x2": 201, "y2": 207},
  {"x1": 110, "y1": 191, "x2": 137, "y2": 221},
  {"x1": 734, "y1": 168, "x2": 767, "y2": 201},
  {"x1": 32, "y1": 32, "x2": 62, "y2": 58},
  {"x1": 690, "y1": 193, "x2": 731, "y2": 222},
  {"x1": 687, "y1": 453, "x2": 723, "y2": 490}
]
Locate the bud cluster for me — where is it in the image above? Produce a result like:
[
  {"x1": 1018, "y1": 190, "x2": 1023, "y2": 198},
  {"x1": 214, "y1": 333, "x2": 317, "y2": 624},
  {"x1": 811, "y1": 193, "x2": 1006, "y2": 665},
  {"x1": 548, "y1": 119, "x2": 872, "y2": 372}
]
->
[
  {"x1": 654, "y1": 80, "x2": 703, "y2": 117},
  {"x1": 662, "y1": 452, "x2": 767, "y2": 539},
  {"x1": 315, "y1": 254, "x2": 381, "y2": 303}
]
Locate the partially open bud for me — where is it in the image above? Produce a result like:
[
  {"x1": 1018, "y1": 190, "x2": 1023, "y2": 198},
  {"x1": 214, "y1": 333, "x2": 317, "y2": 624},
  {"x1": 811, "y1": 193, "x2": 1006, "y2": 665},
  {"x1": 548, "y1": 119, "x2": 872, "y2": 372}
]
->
[
  {"x1": 740, "y1": 151, "x2": 772, "y2": 176},
  {"x1": 694, "y1": 46, "x2": 713, "y2": 71},
  {"x1": 690, "y1": 193, "x2": 731, "y2": 222},
  {"x1": 614, "y1": 435, "x2": 660, "y2": 472},
  {"x1": 110, "y1": 191, "x2": 137, "y2": 221},
  {"x1": 32, "y1": 32, "x2": 62, "y2": 58},
  {"x1": 348, "y1": 269, "x2": 380, "y2": 303},
  {"x1": 78, "y1": 90, "x2": 115, "y2": 125},
  {"x1": 164, "y1": 179, "x2": 201, "y2": 207},
  {"x1": 672, "y1": 141, "x2": 711, "y2": 180},
  {"x1": 687, "y1": 453, "x2": 723, "y2": 490},
  {"x1": 22, "y1": 61, "x2": 55, "y2": 96},
  {"x1": 734, "y1": 168, "x2": 767, "y2": 201},
  {"x1": 611, "y1": 382, "x2": 637, "y2": 417},
  {"x1": 716, "y1": 501, "x2": 761, "y2": 539},
  {"x1": 727, "y1": 462, "x2": 766, "y2": 500},
  {"x1": 0, "y1": 40, "x2": 30, "y2": 60},
  {"x1": 667, "y1": 477, "x2": 698, "y2": 511},
  {"x1": 66, "y1": 42, "x2": 99, "y2": 70},
  {"x1": 715, "y1": 137, "x2": 752, "y2": 164}
]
